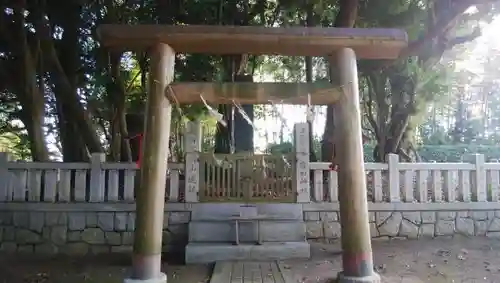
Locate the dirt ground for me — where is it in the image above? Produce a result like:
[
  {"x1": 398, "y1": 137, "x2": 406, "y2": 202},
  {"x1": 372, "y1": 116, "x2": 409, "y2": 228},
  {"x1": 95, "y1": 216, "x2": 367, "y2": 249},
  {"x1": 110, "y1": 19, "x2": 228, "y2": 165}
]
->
[
  {"x1": 2, "y1": 237, "x2": 500, "y2": 283},
  {"x1": 0, "y1": 253, "x2": 212, "y2": 283},
  {"x1": 285, "y1": 237, "x2": 500, "y2": 283}
]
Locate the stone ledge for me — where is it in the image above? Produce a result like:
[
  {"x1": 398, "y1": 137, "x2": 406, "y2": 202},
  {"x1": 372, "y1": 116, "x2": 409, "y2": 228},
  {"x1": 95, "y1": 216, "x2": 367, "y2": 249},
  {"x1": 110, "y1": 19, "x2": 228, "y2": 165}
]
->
[
  {"x1": 336, "y1": 272, "x2": 381, "y2": 283},
  {"x1": 0, "y1": 203, "x2": 193, "y2": 212},
  {"x1": 4, "y1": 202, "x2": 500, "y2": 214},
  {"x1": 185, "y1": 242, "x2": 310, "y2": 263},
  {"x1": 190, "y1": 203, "x2": 303, "y2": 220},
  {"x1": 303, "y1": 202, "x2": 500, "y2": 212},
  {"x1": 188, "y1": 220, "x2": 306, "y2": 242},
  {"x1": 123, "y1": 273, "x2": 167, "y2": 283}
]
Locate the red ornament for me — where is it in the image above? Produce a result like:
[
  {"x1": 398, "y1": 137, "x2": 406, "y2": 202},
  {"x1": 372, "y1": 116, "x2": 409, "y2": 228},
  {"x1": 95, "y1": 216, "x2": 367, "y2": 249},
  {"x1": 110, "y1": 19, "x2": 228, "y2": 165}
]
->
[
  {"x1": 329, "y1": 163, "x2": 338, "y2": 171},
  {"x1": 127, "y1": 133, "x2": 144, "y2": 169}
]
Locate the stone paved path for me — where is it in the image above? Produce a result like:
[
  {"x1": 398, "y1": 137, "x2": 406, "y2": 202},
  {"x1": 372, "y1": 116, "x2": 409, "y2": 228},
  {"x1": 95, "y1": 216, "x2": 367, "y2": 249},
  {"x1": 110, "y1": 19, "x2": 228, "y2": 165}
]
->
[{"x1": 210, "y1": 261, "x2": 293, "y2": 283}]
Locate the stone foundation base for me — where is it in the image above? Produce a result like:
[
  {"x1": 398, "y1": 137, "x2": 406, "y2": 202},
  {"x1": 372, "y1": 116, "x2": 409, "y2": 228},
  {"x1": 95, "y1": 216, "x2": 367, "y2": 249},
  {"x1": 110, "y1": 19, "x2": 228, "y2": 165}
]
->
[
  {"x1": 185, "y1": 242, "x2": 310, "y2": 263},
  {"x1": 123, "y1": 273, "x2": 167, "y2": 283},
  {"x1": 3, "y1": 204, "x2": 500, "y2": 256},
  {"x1": 305, "y1": 210, "x2": 500, "y2": 241},
  {"x1": 335, "y1": 272, "x2": 381, "y2": 283}
]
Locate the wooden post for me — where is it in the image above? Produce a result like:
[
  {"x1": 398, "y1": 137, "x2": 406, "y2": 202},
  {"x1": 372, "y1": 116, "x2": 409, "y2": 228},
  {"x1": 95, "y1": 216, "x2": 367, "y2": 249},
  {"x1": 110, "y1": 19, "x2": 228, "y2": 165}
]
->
[
  {"x1": 294, "y1": 122, "x2": 310, "y2": 203},
  {"x1": 128, "y1": 43, "x2": 174, "y2": 283},
  {"x1": 184, "y1": 120, "x2": 201, "y2": 202},
  {"x1": 331, "y1": 48, "x2": 380, "y2": 282}
]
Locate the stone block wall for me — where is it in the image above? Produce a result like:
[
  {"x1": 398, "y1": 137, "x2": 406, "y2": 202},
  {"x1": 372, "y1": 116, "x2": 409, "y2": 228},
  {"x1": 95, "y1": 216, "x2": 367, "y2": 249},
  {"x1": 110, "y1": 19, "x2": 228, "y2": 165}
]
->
[
  {"x1": 304, "y1": 210, "x2": 500, "y2": 242},
  {"x1": 4, "y1": 203, "x2": 500, "y2": 255},
  {"x1": 0, "y1": 210, "x2": 190, "y2": 255}
]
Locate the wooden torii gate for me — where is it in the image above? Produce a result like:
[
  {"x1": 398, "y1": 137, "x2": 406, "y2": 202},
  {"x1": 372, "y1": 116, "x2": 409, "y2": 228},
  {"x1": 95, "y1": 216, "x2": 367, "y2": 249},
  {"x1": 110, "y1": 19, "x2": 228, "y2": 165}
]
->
[{"x1": 97, "y1": 25, "x2": 407, "y2": 283}]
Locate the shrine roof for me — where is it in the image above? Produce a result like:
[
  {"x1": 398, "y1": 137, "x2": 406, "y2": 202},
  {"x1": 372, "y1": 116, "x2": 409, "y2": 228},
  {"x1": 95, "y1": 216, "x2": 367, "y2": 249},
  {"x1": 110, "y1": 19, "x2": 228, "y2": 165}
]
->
[{"x1": 97, "y1": 25, "x2": 407, "y2": 59}]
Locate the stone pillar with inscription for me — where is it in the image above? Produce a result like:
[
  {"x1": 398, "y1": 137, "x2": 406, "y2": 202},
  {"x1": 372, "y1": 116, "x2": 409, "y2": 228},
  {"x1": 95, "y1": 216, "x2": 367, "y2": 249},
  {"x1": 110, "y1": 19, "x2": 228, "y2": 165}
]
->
[
  {"x1": 184, "y1": 120, "x2": 201, "y2": 202},
  {"x1": 294, "y1": 123, "x2": 310, "y2": 203}
]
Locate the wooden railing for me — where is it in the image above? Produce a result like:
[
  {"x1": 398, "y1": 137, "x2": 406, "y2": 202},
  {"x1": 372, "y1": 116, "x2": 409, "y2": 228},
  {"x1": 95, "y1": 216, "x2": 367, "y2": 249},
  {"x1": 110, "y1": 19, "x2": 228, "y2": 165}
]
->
[
  {"x1": 0, "y1": 153, "x2": 184, "y2": 203},
  {"x1": 198, "y1": 153, "x2": 295, "y2": 202}
]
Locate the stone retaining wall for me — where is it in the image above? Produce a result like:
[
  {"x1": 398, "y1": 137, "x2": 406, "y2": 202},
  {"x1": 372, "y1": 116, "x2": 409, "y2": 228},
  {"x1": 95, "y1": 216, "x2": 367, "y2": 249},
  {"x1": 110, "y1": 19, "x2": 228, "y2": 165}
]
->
[
  {"x1": 304, "y1": 210, "x2": 500, "y2": 242},
  {"x1": 0, "y1": 211, "x2": 190, "y2": 254},
  {"x1": 4, "y1": 203, "x2": 500, "y2": 255}
]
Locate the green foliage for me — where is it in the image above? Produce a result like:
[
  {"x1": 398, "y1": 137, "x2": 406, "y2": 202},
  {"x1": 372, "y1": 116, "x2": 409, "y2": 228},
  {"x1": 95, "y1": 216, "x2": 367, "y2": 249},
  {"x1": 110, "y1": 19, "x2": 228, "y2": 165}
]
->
[
  {"x1": 415, "y1": 145, "x2": 500, "y2": 162},
  {"x1": 0, "y1": 133, "x2": 31, "y2": 161},
  {"x1": 268, "y1": 141, "x2": 500, "y2": 163},
  {"x1": 364, "y1": 145, "x2": 500, "y2": 162},
  {"x1": 1, "y1": 0, "x2": 499, "y2": 162},
  {"x1": 267, "y1": 142, "x2": 293, "y2": 154}
]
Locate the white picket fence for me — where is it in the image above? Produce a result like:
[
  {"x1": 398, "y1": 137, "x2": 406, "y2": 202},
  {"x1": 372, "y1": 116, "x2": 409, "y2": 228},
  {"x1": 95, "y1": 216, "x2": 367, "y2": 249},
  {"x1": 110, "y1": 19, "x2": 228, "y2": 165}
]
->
[
  {"x1": 0, "y1": 152, "x2": 499, "y2": 204},
  {"x1": 310, "y1": 153, "x2": 497, "y2": 203},
  {"x1": 0, "y1": 153, "x2": 184, "y2": 203}
]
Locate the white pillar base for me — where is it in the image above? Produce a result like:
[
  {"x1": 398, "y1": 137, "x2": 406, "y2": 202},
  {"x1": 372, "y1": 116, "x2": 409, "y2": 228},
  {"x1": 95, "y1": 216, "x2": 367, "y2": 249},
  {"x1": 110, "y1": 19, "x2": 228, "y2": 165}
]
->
[
  {"x1": 124, "y1": 273, "x2": 167, "y2": 283},
  {"x1": 336, "y1": 271, "x2": 381, "y2": 283}
]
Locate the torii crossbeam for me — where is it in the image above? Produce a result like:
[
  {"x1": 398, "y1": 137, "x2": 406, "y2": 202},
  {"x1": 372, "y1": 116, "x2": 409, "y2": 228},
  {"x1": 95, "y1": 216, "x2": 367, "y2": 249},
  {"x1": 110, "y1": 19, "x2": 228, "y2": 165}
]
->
[{"x1": 96, "y1": 24, "x2": 407, "y2": 283}]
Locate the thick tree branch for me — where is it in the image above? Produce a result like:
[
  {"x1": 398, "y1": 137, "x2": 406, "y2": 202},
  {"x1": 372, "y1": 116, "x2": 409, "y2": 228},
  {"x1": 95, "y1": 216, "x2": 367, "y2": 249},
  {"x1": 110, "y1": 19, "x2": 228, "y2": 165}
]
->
[
  {"x1": 34, "y1": 3, "x2": 103, "y2": 154},
  {"x1": 445, "y1": 27, "x2": 483, "y2": 49},
  {"x1": 365, "y1": 76, "x2": 380, "y2": 140},
  {"x1": 321, "y1": 0, "x2": 358, "y2": 161},
  {"x1": 375, "y1": 0, "x2": 498, "y2": 70},
  {"x1": 406, "y1": 0, "x2": 495, "y2": 56}
]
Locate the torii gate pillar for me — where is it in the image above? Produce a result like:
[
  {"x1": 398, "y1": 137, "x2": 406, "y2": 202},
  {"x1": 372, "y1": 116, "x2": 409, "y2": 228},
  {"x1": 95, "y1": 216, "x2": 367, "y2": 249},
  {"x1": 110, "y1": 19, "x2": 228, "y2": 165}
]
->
[
  {"x1": 125, "y1": 43, "x2": 174, "y2": 283},
  {"x1": 331, "y1": 48, "x2": 380, "y2": 283}
]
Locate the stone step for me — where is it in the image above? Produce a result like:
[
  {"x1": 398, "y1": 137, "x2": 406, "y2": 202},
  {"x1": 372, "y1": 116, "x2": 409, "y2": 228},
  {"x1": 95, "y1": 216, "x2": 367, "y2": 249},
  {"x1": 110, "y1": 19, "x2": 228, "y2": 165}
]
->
[
  {"x1": 190, "y1": 203, "x2": 303, "y2": 221},
  {"x1": 185, "y1": 242, "x2": 310, "y2": 263},
  {"x1": 188, "y1": 220, "x2": 306, "y2": 243}
]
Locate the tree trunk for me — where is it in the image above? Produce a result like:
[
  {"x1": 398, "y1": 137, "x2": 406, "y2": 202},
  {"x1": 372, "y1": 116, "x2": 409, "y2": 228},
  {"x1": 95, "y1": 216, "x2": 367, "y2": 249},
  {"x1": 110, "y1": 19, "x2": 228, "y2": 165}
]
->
[
  {"x1": 214, "y1": 103, "x2": 233, "y2": 154},
  {"x1": 10, "y1": 6, "x2": 49, "y2": 161},
  {"x1": 56, "y1": 98, "x2": 89, "y2": 162},
  {"x1": 305, "y1": 0, "x2": 317, "y2": 162},
  {"x1": 321, "y1": 0, "x2": 358, "y2": 162},
  {"x1": 452, "y1": 90, "x2": 466, "y2": 143},
  {"x1": 124, "y1": 113, "x2": 145, "y2": 162},
  {"x1": 214, "y1": 56, "x2": 249, "y2": 154},
  {"x1": 41, "y1": 1, "x2": 103, "y2": 159},
  {"x1": 107, "y1": 51, "x2": 132, "y2": 162},
  {"x1": 234, "y1": 74, "x2": 254, "y2": 153}
]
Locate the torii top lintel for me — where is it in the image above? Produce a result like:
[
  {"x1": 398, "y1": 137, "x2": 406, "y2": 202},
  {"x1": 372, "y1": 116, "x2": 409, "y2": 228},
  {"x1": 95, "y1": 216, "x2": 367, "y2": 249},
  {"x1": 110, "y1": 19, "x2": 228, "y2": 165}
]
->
[{"x1": 97, "y1": 24, "x2": 408, "y2": 59}]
